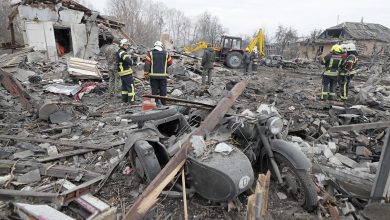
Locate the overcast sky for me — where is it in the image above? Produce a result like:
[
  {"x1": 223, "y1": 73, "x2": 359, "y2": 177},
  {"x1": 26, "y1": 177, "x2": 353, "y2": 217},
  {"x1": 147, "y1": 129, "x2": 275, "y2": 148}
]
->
[{"x1": 92, "y1": 0, "x2": 390, "y2": 37}]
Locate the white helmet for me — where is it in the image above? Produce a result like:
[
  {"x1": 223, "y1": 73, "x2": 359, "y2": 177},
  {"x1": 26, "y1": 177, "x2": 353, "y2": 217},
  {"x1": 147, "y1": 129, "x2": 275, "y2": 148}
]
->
[
  {"x1": 340, "y1": 43, "x2": 356, "y2": 52},
  {"x1": 153, "y1": 41, "x2": 164, "y2": 51},
  {"x1": 120, "y1": 39, "x2": 130, "y2": 47}
]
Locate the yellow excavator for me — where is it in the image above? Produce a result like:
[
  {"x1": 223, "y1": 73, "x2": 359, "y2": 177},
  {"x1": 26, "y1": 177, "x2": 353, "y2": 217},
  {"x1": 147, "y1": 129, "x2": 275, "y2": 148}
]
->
[
  {"x1": 182, "y1": 28, "x2": 265, "y2": 68},
  {"x1": 183, "y1": 41, "x2": 208, "y2": 54},
  {"x1": 246, "y1": 28, "x2": 265, "y2": 58}
]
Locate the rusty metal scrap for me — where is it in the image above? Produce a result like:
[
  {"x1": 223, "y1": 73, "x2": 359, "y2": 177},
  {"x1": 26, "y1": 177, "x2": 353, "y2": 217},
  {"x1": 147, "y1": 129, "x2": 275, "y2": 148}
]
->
[{"x1": 124, "y1": 80, "x2": 247, "y2": 220}]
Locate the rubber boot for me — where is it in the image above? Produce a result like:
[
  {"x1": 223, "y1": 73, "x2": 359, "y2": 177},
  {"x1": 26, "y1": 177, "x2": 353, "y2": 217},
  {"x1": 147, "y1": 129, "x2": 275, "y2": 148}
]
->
[{"x1": 121, "y1": 94, "x2": 128, "y2": 103}]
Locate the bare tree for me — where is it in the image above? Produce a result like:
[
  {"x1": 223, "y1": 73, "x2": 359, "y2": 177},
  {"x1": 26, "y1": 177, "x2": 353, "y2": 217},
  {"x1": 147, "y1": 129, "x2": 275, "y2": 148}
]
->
[
  {"x1": 193, "y1": 11, "x2": 225, "y2": 45},
  {"x1": 274, "y1": 25, "x2": 298, "y2": 57},
  {"x1": 106, "y1": 1, "x2": 226, "y2": 48}
]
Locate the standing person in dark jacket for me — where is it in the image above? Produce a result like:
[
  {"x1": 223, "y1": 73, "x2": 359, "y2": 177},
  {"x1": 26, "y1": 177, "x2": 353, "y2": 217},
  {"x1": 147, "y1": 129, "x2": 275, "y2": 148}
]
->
[
  {"x1": 320, "y1": 44, "x2": 345, "y2": 101},
  {"x1": 201, "y1": 44, "x2": 216, "y2": 85},
  {"x1": 101, "y1": 38, "x2": 119, "y2": 96},
  {"x1": 117, "y1": 39, "x2": 135, "y2": 104},
  {"x1": 338, "y1": 43, "x2": 359, "y2": 101},
  {"x1": 243, "y1": 48, "x2": 251, "y2": 74},
  {"x1": 144, "y1": 41, "x2": 173, "y2": 106},
  {"x1": 251, "y1": 51, "x2": 259, "y2": 73}
]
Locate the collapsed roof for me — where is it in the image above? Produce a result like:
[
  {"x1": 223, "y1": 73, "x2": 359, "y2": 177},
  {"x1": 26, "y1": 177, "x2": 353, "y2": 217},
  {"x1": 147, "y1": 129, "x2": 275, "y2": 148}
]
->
[{"x1": 317, "y1": 22, "x2": 390, "y2": 43}]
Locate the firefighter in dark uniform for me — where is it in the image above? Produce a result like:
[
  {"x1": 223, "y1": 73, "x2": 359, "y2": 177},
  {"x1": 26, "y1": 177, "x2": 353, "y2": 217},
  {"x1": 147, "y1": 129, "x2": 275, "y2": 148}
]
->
[
  {"x1": 144, "y1": 41, "x2": 173, "y2": 106},
  {"x1": 320, "y1": 44, "x2": 345, "y2": 101},
  {"x1": 339, "y1": 43, "x2": 358, "y2": 101},
  {"x1": 251, "y1": 51, "x2": 259, "y2": 72},
  {"x1": 117, "y1": 39, "x2": 135, "y2": 104}
]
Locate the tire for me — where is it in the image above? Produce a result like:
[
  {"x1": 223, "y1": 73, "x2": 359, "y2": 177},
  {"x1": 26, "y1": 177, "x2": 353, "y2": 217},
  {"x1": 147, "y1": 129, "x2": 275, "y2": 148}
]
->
[
  {"x1": 259, "y1": 150, "x2": 318, "y2": 212},
  {"x1": 129, "y1": 107, "x2": 177, "y2": 123},
  {"x1": 129, "y1": 140, "x2": 161, "y2": 183},
  {"x1": 225, "y1": 51, "x2": 243, "y2": 68},
  {"x1": 273, "y1": 153, "x2": 318, "y2": 212}
]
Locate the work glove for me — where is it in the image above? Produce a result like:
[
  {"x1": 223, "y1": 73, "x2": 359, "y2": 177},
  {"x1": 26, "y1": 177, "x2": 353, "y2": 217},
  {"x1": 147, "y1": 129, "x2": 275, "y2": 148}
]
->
[{"x1": 144, "y1": 72, "x2": 149, "y2": 80}]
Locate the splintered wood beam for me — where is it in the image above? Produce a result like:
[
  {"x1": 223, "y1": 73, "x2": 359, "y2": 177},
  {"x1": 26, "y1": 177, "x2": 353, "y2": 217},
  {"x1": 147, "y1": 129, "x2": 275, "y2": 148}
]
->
[
  {"x1": 246, "y1": 171, "x2": 271, "y2": 220},
  {"x1": 124, "y1": 81, "x2": 247, "y2": 220}
]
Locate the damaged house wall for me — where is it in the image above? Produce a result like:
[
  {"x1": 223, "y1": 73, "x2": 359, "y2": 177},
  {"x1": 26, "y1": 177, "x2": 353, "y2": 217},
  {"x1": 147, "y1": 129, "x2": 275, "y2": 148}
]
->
[
  {"x1": 13, "y1": 1, "x2": 100, "y2": 61},
  {"x1": 298, "y1": 22, "x2": 390, "y2": 59}
]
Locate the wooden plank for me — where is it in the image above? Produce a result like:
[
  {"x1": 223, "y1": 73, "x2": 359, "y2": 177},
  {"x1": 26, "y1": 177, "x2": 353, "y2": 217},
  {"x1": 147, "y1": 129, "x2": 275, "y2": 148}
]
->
[
  {"x1": 328, "y1": 205, "x2": 340, "y2": 220},
  {"x1": 124, "y1": 81, "x2": 247, "y2": 220},
  {"x1": 61, "y1": 179, "x2": 110, "y2": 212},
  {"x1": 15, "y1": 203, "x2": 75, "y2": 220},
  {"x1": 0, "y1": 160, "x2": 101, "y2": 181},
  {"x1": 370, "y1": 128, "x2": 390, "y2": 202},
  {"x1": 0, "y1": 135, "x2": 124, "y2": 150},
  {"x1": 246, "y1": 171, "x2": 271, "y2": 220},
  {"x1": 37, "y1": 148, "x2": 95, "y2": 163},
  {"x1": 315, "y1": 121, "x2": 390, "y2": 142}
]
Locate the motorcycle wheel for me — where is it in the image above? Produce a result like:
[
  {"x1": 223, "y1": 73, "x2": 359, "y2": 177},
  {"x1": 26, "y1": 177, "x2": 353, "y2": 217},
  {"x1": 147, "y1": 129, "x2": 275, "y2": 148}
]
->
[{"x1": 260, "y1": 151, "x2": 318, "y2": 212}]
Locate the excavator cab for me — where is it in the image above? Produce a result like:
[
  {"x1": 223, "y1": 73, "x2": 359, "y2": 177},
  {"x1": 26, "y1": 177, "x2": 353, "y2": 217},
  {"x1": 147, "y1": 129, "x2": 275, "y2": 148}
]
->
[{"x1": 214, "y1": 35, "x2": 244, "y2": 68}]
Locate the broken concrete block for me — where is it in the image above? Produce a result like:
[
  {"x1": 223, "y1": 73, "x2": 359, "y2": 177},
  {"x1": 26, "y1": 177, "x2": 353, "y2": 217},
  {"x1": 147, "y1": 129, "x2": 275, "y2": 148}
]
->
[
  {"x1": 39, "y1": 102, "x2": 59, "y2": 121},
  {"x1": 353, "y1": 167, "x2": 371, "y2": 173},
  {"x1": 191, "y1": 135, "x2": 205, "y2": 157},
  {"x1": 334, "y1": 153, "x2": 358, "y2": 168},
  {"x1": 356, "y1": 146, "x2": 372, "y2": 157},
  {"x1": 276, "y1": 192, "x2": 287, "y2": 200},
  {"x1": 290, "y1": 136, "x2": 303, "y2": 143},
  {"x1": 120, "y1": 119, "x2": 128, "y2": 126},
  {"x1": 322, "y1": 146, "x2": 334, "y2": 158},
  {"x1": 17, "y1": 169, "x2": 41, "y2": 184},
  {"x1": 328, "y1": 156, "x2": 343, "y2": 166},
  {"x1": 13, "y1": 150, "x2": 34, "y2": 159},
  {"x1": 342, "y1": 202, "x2": 356, "y2": 215},
  {"x1": 171, "y1": 89, "x2": 183, "y2": 97},
  {"x1": 356, "y1": 135, "x2": 370, "y2": 146},
  {"x1": 369, "y1": 162, "x2": 379, "y2": 174},
  {"x1": 46, "y1": 145, "x2": 58, "y2": 156},
  {"x1": 129, "y1": 190, "x2": 139, "y2": 198},
  {"x1": 214, "y1": 142, "x2": 234, "y2": 155},
  {"x1": 328, "y1": 142, "x2": 338, "y2": 154},
  {"x1": 301, "y1": 147, "x2": 321, "y2": 155},
  {"x1": 355, "y1": 162, "x2": 371, "y2": 169},
  {"x1": 49, "y1": 111, "x2": 72, "y2": 124},
  {"x1": 0, "y1": 174, "x2": 12, "y2": 185},
  {"x1": 299, "y1": 141, "x2": 312, "y2": 148}
]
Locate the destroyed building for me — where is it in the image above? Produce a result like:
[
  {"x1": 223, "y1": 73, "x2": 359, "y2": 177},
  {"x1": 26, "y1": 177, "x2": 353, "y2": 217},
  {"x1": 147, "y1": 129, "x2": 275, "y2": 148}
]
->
[
  {"x1": 1, "y1": 1, "x2": 390, "y2": 219},
  {"x1": 7, "y1": 0, "x2": 125, "y2": 61},
  {"x1": 299, "y1": 22, "x2": 390, "y2": 59}
]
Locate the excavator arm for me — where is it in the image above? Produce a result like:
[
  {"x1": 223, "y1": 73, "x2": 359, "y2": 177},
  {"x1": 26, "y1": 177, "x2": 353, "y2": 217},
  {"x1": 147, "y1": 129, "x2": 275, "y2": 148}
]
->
[
  {"x1": 183, "y1": 41, "x2": 208, "y2": 54},
  {"x1": 247, "y1": 28, "x2": 265, "y2": 58}
]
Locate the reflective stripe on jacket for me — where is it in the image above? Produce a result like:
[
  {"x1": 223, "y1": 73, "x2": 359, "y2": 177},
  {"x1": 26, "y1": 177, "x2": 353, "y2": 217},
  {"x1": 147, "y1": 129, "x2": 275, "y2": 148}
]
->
[
  {"x1": 117, "y1": 48, "x2": 133, "y2": 76},
  {"x1": 145, "y1": 50, "x2": 172, "y2": 79},
  {"x1": 321, "y1": 52, "x2": 345, "y2": 76}
]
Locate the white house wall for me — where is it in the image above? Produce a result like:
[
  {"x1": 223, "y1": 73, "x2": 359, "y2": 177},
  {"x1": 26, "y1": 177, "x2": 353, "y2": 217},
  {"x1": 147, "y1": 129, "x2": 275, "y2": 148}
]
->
[
  {"x1": 24, "y1": 21, "x2": 57, "y2": 62},
  {"x1": 84, "y1": 23, "x2": 100, "y2": 59},
  {"x1": 17, "y1": 5, "x2": 100, "y2": 60},
  {"x1": 59, "y1": 9, "x2": 84, "y2": 25},
  {"x1": 43, "y1": 22, "x2": 58, "y2": 62},
  {"x1": 25, "y1": 22, "x2": 47, "y2": 51},
  {"x1": 18, "y1": 5, "x2": 58, "y2": 21},
  {"x1": 71, "y1": 24, "x2": 88, "y2": 58}
]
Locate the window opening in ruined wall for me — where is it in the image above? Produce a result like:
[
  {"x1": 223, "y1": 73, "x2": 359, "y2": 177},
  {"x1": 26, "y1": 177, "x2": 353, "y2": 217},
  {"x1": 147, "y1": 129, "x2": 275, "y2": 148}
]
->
[{"x1": 54, "y1": 27, "x2": 72, "y2": 56}]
